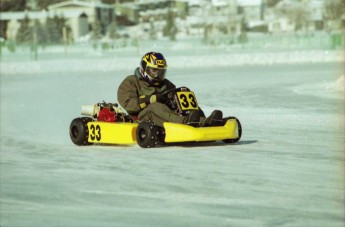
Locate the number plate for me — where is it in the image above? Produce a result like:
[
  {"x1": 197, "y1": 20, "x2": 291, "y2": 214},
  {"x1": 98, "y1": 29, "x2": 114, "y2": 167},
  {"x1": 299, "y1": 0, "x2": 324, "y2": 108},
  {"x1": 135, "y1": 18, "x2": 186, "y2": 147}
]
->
[
  {"x1": 176, "y1": 91, "x2": 199, "y2": 111},
  {"x1": 87, "y1": 122, "x2": 137, "y2": 144},
  {"x1": 88, "y1": 123, "x2": 102, "y2": 142}
]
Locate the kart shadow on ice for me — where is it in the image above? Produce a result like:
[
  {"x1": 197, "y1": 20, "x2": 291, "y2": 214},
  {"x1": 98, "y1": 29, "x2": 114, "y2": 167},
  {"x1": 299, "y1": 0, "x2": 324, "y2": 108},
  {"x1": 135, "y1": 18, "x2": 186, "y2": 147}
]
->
[
  {"x1": 69, "y1": 87, "x2": 242, "y2": 148},
  {"x1": 174, "y1": 139, "x2": 258, "y2": 148}
]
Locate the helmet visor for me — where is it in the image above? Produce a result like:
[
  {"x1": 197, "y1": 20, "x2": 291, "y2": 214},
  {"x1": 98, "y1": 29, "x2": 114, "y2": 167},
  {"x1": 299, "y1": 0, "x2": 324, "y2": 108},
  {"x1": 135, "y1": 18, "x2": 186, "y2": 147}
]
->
[{"x1": 146, "y1": 67, "x2": 166, "y2": 81}]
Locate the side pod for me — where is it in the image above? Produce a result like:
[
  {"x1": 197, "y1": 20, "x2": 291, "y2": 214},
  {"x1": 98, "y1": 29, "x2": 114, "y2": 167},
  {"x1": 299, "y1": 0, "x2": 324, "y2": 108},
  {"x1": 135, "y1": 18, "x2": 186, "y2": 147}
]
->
[
  {"x1": 163, "y1": 118, "x2": 239, "y2": 143},
  {"x1": 87, "y1": 122, "x2": 138, "y2": 145}
]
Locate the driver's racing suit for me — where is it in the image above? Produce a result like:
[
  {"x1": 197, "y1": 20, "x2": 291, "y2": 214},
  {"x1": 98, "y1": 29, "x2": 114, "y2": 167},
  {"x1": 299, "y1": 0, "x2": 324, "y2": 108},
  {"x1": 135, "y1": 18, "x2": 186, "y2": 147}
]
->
[{"x1": 117, "y1": 67, "x2": 187, "y2": 127}]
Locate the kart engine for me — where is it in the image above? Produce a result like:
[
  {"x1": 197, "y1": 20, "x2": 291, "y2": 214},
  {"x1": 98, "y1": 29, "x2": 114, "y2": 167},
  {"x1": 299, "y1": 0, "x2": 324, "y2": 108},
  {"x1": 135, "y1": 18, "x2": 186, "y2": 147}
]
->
[{"x1": 81, "y1": 102, "x2": 132, "y2": 122}]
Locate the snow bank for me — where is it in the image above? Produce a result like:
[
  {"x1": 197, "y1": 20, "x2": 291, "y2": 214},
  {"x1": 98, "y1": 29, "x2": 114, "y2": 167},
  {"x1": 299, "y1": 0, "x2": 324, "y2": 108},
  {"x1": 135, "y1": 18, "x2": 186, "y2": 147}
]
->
[{"x1": 0, "y1": 50, "x2": 343, "y2": 75}]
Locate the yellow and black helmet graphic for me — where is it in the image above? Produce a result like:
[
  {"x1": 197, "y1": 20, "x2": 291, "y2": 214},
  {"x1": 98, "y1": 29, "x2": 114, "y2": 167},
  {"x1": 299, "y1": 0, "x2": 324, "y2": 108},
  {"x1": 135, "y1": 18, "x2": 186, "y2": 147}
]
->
[
  {"x1": 140, "y1": 52, "x2": 167, "y2": 70},
  {"x1": 140, "y1": 52, "x2": 167, "y2": 86}
]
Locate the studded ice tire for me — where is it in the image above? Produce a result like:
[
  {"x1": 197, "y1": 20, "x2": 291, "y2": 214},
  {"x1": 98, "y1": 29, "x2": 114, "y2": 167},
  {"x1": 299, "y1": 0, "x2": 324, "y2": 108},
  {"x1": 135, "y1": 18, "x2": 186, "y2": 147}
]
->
[
  {"x1": 223, "y1": 117, "x2": 242, "y2": 144},
  {"x1": 69, "y1": 117, "x2": 93, "y2": 146},
  {"x1": 136, "y1": 122, "x2": 164, "y2": 148}
]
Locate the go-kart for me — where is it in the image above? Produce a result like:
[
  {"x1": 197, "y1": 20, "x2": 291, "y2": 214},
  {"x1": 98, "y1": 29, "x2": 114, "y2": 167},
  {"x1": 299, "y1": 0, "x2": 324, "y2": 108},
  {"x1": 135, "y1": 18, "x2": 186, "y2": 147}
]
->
[{"x1": 69, "y1": 87, "x2": 242, "y2": 148}]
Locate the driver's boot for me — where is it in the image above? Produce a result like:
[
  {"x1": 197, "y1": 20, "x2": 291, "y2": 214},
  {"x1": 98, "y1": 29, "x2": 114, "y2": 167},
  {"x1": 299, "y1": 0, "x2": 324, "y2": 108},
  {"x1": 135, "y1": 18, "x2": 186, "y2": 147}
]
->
[
  {"x1": 200, "y1": 110, "x2": 223, "y2": 127},
  {"x1": 183, "y1": 110, "x2": 201, "y2": 126}
]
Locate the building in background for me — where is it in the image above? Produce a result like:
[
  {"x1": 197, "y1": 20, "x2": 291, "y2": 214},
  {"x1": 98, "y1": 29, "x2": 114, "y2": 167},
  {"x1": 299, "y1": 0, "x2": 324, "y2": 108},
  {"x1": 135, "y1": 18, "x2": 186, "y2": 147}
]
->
[
  {"x1": 0, "y1": 0, "x2": 114, "y2": 41},
  {"x1": 0, "y1": 0, "x2": 340, "y2": 43},
  {"x1": 48, "y1": 0, "x2": 114, "y2": 41}
]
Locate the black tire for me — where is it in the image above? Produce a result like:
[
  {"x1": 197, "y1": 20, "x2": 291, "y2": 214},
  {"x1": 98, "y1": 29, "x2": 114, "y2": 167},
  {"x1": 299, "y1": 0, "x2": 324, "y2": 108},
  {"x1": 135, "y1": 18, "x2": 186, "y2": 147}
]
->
[
  {"x1": 223, "y1": 117, "x2": 242, "y2": 143},
  {"x1": 69, "y1": 117, "x2": 93, "y2": 146},
  {"x1": 136, "y1": 122, "x2": 164, "y2": 148}
]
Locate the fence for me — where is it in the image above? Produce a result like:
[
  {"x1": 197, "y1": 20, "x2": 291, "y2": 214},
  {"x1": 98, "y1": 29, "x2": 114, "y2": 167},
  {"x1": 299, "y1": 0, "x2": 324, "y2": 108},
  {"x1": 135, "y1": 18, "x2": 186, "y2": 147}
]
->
[{"x1": 1, "y1": 31, "x2": 344, "y2": 60}]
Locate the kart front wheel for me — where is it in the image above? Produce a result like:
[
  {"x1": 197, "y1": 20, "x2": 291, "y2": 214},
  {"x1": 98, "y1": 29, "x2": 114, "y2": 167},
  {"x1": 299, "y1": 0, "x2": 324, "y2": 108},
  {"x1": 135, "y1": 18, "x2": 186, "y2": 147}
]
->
[
  {"x1": 223, "y1": 117, "x2": 242, "y2": 144},
  {"x1": 136, "y1": 122, "x2": 164, "y2": 148},
  {"x1": 69, "y1": 117, "x2": 93, "y2": 146}
]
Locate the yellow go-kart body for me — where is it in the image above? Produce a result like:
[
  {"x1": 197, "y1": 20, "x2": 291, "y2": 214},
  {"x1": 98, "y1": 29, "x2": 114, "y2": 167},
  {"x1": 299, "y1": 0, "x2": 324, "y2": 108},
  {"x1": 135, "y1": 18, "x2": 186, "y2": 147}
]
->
[
  {"x1": 86, "y1": 122, "x2": 137, "y2": 145},
  {"x1": 84, "y1": 118, "x2": 240, "y2": 147},
  {"x1": 69, "y1": 88, "x2": 241, "y2": 148},
  {"x1": 164, "y1": 118, "x2": 240, "y2": 143}
]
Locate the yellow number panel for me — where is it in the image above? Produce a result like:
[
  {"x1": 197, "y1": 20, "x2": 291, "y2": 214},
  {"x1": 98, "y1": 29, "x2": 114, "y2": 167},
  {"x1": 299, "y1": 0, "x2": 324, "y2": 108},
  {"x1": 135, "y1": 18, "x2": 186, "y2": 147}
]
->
[
  {"x1": 87, "y1": 122, "x2": 137, "y2": 144},
  {"x1": 176, "y1": 91, "x2": 199, "y2": 111}
]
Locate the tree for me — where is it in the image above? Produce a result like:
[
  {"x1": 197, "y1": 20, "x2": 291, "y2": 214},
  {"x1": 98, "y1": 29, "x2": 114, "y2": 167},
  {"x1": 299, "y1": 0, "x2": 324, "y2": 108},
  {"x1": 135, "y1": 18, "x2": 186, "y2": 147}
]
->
[
  {"x1": 323, "y1": 0, "x2": 345, "y2": 21},
  {"x1": 91, "y1": 20, "x2": 103, "y2": 49},
  {"x1": 91, "y1": 20, "x2": 103, "y2": 41},
  {"x1": 108, "y1": 20, "x2": 118, "y2": 40},
  {"x1": 33, "y1": 20, "x2": 47, "y2": 46},
  {"x1": 36, "y1": 0, "x2": 65, "y2": 10},
  {"x1": 101, "y1": 0, "x2": 116, "y2": 4},
  {"x1": 163, "y1": 10, "x2": 178, "y2": 41},
  {"x1": 16, "y1": 15, "x2": 33, "y2": 44},
  {"x1": 0, "y1": 0, "x2": 27, "y2": 11},
  {"x1": 323, "y1": 0, "x2": 345, "y2": 48},
  {"x1": 0, "y1": 21, "x2": 7, "y2": 39},
  {"x1": 45, "y1": 15, "x2": 65, "y2": 44},
  {"x1": 1, "y1": 0, "x2": 27, "y2": 39},
  {"x1": 149, "y1": 20, "x2": 157, "y2": 40},
  {"x1": 275, "y1": 0, "x2": 311, "y2": 31},
  {"x1": 265, "y1": 0, "x2": 281, "y2": 8}
]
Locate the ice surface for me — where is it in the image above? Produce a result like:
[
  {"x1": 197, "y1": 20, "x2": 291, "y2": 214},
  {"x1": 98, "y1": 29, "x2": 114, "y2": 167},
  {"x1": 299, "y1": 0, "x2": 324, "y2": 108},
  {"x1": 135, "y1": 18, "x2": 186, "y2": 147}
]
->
[{"x1": 0, "y1": 50, "x2": 344, "y2": 227}]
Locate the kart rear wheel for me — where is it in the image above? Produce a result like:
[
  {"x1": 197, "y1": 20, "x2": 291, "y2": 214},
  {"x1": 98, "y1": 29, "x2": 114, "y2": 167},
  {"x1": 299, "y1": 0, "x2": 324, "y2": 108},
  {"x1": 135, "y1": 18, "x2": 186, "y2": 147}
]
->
[
  {"x1": 223, "y1": 117, "x2": 242, "y2": 144},
  {"x1": 136, "y1": 122, "x2": 164, "y2": 148},
  {"x1": 70, "y1": 117, "x2": 93, "y2": 146}
]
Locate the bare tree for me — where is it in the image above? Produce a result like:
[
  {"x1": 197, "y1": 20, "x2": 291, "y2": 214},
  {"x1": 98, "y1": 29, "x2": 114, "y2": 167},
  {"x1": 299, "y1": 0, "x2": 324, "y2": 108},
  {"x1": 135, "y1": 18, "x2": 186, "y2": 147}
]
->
[
  {"x1": 323, "y1": 0, "x2": 345, "y2": 21},
  {"x1": 275, "y1": 0, "x2": 311, "y2": 32}
]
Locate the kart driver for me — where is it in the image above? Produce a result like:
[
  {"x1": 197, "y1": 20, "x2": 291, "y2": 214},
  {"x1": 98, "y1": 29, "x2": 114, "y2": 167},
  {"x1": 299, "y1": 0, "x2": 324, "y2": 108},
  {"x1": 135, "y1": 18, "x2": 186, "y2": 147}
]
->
[{"x1": 117, "y1": 52, "x2": 223, "y2": 127}]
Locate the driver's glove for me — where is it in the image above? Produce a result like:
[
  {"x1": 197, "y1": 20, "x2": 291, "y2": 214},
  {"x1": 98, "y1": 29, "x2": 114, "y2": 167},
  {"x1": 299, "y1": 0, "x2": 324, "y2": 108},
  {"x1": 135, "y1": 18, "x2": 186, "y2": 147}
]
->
[{"x1": 139, "y1": 93, "x2": 167, "y2": 109}]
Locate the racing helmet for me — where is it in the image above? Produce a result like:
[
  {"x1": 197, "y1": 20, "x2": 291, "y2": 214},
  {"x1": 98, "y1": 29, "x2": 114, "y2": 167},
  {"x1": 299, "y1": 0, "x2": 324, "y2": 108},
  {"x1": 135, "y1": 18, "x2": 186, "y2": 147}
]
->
[{"x1": 140, "y1": 52, "x2": 167, "y2": 86}]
